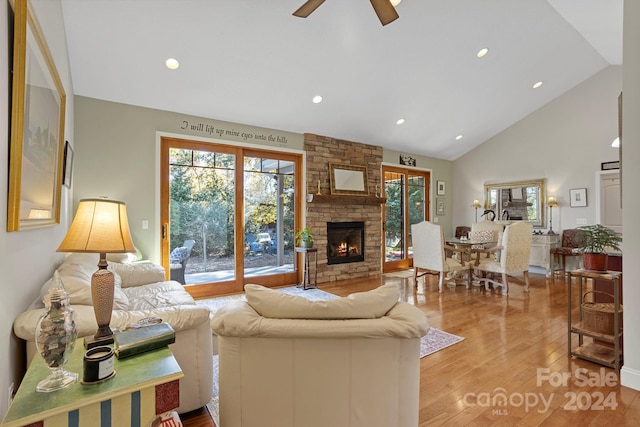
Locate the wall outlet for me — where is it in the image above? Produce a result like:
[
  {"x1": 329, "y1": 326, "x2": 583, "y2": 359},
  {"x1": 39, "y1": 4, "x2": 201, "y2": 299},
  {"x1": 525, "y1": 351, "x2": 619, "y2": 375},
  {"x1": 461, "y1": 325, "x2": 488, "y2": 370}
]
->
[
  {"x1": 7, "y1": 382, "x2": 13, "y2": 409},
  {"x1": 142, "y1": 220, "x2": 149, "y2": 230},
  {"x1": 576, "y1": 218, "x2": 587, "y2": 225},
  {"x1": 433, "y1": 217, "x2": 439, "y2": 223}
]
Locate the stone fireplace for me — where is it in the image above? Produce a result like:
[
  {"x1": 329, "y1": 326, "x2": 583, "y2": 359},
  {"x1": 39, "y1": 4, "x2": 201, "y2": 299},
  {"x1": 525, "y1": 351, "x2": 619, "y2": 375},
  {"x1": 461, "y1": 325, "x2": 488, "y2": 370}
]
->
[
  {"x1": 326, "y1": 221, "x2": 365, "y2": 265},
  {"x1": 304, "y1": 134, "x2": 385, "y2": 283}
]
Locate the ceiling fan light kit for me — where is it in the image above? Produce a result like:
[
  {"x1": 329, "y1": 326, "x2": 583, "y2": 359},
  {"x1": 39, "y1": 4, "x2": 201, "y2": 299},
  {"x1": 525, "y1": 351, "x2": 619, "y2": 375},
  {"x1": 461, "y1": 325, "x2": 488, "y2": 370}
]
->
[{"x1": 293, "y1": 0, "x2": 399, "y2": 26}]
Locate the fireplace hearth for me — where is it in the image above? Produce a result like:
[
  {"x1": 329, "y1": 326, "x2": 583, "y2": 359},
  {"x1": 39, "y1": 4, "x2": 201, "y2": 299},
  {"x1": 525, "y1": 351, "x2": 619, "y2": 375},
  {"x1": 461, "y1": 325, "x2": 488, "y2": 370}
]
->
[{"x1": 327, "y1": 221, "x2": 365, "y2": 265}]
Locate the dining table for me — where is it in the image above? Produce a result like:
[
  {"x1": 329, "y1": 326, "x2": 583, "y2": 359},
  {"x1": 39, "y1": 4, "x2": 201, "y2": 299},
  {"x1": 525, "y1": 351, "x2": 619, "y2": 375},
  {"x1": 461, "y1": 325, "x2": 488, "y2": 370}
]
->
[{"x1": 445, "y1": 236, "x2": 498, "y2": 266}]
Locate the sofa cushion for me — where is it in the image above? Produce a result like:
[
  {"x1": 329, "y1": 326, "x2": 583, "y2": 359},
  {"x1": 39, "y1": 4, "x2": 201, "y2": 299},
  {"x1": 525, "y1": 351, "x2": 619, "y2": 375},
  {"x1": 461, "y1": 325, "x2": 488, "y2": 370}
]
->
[
  {"x1": 124, "y1": 281, "x2": 196, "y2": 310},
  {"x1": 108, "y1": 262, "x2": 167, "y2": 288},
  {"x1": 244, "y1": 283, "x2": 399, "y2": 319}
]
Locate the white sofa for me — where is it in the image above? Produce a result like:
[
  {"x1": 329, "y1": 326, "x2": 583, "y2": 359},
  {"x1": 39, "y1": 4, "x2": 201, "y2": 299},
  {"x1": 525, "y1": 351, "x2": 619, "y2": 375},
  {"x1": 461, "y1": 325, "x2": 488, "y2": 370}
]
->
[
  {"x1": 13, "y1": 253, "x2": 213, "y2": 414},
  {"x1": 211, "y1": 283, "x2": 429, "y2": 427}
]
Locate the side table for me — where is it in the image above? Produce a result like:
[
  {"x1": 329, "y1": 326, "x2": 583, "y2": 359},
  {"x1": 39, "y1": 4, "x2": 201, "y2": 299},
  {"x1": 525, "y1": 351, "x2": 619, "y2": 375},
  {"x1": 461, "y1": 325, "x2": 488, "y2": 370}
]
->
[
  {"x1": 2, "y1": 340, "x2": 183, "y2": 427},
  {"x1": 295, "y1": 247, "x2": 318, "y2": 290},
  {"x1": 567, "y1": 269, "x2": 622, "y2": 370}
]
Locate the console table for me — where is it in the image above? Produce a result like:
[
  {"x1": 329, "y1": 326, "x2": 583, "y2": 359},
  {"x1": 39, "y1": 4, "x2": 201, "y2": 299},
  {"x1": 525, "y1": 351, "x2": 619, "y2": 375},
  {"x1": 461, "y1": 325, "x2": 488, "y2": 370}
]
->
[
  {"x1": 2, "y1": 342, "x2": 183, "y2": 427},
  {"x1": 529, "y1": 234, "x2": 559, "y2": 275}
]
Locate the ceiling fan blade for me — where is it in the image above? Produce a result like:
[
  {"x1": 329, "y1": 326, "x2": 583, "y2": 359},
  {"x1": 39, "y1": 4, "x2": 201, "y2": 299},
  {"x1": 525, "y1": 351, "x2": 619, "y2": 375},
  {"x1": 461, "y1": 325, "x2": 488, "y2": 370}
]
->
[
  {"x1": 370, "y1": 0, "x2": 399, "y2": 26},
  {"x1": 293, "y1": 0, "x2": 326, "y2": 18}
]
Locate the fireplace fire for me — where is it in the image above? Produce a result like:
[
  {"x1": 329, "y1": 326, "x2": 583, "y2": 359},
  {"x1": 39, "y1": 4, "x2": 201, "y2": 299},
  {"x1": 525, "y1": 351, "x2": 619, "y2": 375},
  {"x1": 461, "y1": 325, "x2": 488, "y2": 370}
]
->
[{"x1": 327, "y1": 221, "x2": 365, "y2": 265}]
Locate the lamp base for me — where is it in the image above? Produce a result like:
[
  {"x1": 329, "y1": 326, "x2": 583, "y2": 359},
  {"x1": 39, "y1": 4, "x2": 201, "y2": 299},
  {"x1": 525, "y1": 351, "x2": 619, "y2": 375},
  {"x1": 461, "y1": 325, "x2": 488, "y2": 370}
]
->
[
  {"x1": 84, "y1": 334, "x2": 115, "y2": 349},
  {"x1": 546, "y1": 230, "x2": 557, "y2": 235}
]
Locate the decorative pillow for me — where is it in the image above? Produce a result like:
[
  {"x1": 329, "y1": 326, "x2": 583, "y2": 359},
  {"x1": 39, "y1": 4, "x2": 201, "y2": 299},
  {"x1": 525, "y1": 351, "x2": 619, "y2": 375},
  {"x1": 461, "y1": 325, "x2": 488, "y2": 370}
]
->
[
  {"x1": 39, "y1": 253, "x2": 129, "y2": 309},
  {"x1": 170, "y1": 246, "x2": 189, "y2": 263},
  {"x1": 245, "y1": 283, "x2": 399, "y2": 319}
]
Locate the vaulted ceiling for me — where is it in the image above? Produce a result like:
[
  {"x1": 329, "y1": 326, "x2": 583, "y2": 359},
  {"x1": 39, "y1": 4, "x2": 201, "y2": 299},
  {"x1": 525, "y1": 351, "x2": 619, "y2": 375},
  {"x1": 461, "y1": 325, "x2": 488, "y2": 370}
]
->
[{"x1": 60, "y1": 0, "x2": 622, "y2": 160}]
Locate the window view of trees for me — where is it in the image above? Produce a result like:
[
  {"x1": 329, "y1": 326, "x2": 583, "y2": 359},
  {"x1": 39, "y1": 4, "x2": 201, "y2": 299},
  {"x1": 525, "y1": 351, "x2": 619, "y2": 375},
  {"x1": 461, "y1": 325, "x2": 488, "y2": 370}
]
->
[
  {"x1": 384, "y1": 170, "x2": 426, "y2": 263},
  {"x1": 169, "y1": 148, "x2": 295, "y2": 283}
]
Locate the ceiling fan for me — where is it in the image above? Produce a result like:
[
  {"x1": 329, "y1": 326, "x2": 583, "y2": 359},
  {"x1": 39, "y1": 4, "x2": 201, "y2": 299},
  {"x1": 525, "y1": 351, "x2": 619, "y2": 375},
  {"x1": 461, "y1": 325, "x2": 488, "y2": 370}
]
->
[{"x1": 293, "y1": 0, "x2": 400, "y2": 26}]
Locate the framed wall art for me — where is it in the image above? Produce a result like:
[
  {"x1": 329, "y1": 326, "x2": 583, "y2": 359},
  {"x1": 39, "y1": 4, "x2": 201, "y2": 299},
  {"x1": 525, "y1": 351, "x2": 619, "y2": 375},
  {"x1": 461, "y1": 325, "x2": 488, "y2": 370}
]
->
[
  {"x1": 329, "y1": 163, "x2": 369, "y2": 196},
  {"x1": 436, "y1": 180, "x2": 446, "y2": 196},
  {"x1": 569, "y1": 188, "x2": 587, "y2": 207},
  {"x1": 7, "y1": 0, "x2": 66, "y2": 231}
]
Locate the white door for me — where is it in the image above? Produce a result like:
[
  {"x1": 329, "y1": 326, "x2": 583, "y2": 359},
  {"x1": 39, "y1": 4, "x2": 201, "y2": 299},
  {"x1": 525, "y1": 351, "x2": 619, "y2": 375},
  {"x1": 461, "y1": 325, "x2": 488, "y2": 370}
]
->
[{"x1": 599, "y1": 172, "x2": 622, "y2": 234}]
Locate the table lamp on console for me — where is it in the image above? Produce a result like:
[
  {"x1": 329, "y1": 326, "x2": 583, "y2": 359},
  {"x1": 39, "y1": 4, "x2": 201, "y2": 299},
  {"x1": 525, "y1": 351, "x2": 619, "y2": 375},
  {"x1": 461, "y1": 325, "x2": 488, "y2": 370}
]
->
[
  {"x1": 57, "y1": 198, "x2": 135, "y2": 348},
  {"x1": 471, "y1": 200, "x2": 482, "y2": 222},
  {"x1": 547, "y1": 196, "x2": 558, "y2": 235}
]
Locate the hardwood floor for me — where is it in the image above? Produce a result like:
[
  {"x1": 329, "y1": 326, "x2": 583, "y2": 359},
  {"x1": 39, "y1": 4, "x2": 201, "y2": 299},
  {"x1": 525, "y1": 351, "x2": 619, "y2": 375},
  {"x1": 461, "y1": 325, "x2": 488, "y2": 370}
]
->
[{"x1": 182, "y1": 271, "x2": 640, "y2": 426}]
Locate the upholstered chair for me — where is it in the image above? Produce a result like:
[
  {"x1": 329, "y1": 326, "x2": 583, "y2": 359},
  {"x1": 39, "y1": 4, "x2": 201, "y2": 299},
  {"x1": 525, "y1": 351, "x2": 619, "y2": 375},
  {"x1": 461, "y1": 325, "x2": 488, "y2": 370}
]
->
[
  {"x1": 550, "y1": 229, "x2": 584, "y2": 280},
  {"x1": 471, "y1": 219, "x2": 504, "y2": 241},
  {"x1": 411, "y1": 221, "x2": 472, "y2": 292},
  {"x1": 473, "y1": 221, "x2": 533, "y2": 295}
]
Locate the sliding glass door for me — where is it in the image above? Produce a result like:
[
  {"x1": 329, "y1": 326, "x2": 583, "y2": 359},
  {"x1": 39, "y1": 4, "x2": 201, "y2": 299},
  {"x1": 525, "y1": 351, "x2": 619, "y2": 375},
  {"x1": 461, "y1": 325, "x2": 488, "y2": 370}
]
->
[
  {"x1": 382, "y1": 166, "x2": 430, "y2": 272},
  {"x1": 161, "y1": 137, "x2": 301, "y2": 298}
]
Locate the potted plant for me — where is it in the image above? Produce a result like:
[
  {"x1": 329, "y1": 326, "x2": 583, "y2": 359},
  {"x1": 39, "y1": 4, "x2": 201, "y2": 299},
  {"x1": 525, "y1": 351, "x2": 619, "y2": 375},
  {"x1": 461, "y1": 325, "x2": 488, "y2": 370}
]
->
[
  {"x1": 295, "y1": 226, "x2": 314, "y2": 248},
  {"x1": 576, "y1": 224, "x2": 622, "y2": 271}
]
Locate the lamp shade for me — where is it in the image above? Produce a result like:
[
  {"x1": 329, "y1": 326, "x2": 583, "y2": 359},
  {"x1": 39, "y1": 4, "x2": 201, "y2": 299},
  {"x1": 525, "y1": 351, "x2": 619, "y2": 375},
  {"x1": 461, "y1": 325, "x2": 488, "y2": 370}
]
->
[
  {"x1": 57, "y1": 199, "x2": 135, "y2": 254},
  {"x1": 547, "y1": 196, "x2": 558, "y2": 207}
]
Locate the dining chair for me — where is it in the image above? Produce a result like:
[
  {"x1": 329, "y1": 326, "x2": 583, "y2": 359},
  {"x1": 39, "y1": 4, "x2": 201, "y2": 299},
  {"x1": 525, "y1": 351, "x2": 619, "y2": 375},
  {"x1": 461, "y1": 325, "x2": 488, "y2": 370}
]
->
[
  {"x1": 411, "y1": 221, "x2": 472, "y2": 293},
  {"x1": 455, "y1": 226, "x2": 471, "y2": 238},
  {"x1": 473, "y1": 221, "x2": 533, "y2": 295},
  {"x1": 550, "y1": 229, "x2": 584, "y2": 280}
]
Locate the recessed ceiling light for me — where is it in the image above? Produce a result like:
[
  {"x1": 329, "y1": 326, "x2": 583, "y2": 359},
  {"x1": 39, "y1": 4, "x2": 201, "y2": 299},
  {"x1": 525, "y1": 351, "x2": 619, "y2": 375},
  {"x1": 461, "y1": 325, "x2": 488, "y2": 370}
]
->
[
  {"x1": 455, "y1": 134, "x2": 463, "y2": 140},
  {"x1": 532, "y1": 81, "x2": 543, "y2": 89},
  {"x1": 165, "y1": 58, "x2": 180, "y2": 70},
  {"x1": 396, "y1": 118, "x2": 405, "y2": 125},
  {"x1": 476, "y1": 48, "x2": 489, "y2": 58},
  {"x1": 612, "y1": 137, "x2": 620, "y2": 147},
  {"x1": 312, "y1": 95, "x2": 323, "y2": 104}
]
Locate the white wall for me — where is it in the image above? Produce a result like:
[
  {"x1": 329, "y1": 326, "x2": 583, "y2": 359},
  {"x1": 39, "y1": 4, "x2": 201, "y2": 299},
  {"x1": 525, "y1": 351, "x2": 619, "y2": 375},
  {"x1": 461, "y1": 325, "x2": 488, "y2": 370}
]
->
[
  {"x1": 0, "y1": 0, "x2": 74, "y2": 418},
  {"x1": 73, "y1": 97, "x2": 304, "y2": 263},
  {"x1": 452, "y1": 66, "x2": 621, "y2": 231},
  {"x1": 620, "y1": 0, "x2": 640, "y2": 390}
]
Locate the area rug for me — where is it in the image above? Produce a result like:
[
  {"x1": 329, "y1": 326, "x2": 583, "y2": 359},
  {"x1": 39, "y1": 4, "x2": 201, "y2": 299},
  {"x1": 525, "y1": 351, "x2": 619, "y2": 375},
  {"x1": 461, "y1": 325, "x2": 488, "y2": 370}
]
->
[
  {"x1": 383, "y1": 269, "x2": 415, "y2": 279},
  {"x1": 199, "y1": 285, "x2": 464, "y2": 425}
]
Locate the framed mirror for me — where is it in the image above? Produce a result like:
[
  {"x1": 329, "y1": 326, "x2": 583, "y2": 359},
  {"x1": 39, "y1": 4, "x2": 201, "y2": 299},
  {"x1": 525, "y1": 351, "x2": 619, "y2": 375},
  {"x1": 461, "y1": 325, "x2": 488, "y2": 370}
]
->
[
  {"x1": 329, "y1": 163, "x2": 369, "y2": 196},
  {"x1": 484, "y1": 179, "x2": 546, "y2": 228}
]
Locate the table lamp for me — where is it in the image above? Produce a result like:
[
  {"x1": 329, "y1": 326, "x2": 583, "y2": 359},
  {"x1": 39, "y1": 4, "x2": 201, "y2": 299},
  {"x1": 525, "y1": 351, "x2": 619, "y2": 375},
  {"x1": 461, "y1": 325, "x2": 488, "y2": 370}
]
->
[
  {"x1": 57, "y1": 198, "x2": 135, "y2": 348},
  {"x1": 547, "y1": 196, "x2": 558, "y2": 235},
  {"x1": 471, "y1": 200, "x2": 482, "y2": 222}
]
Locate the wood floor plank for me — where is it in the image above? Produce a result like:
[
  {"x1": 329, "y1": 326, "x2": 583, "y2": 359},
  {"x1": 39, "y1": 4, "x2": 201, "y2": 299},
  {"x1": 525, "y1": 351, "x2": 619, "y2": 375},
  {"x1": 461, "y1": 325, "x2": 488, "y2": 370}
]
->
[{"x1": 181, "y1": 270, "x2": 639, "y2": 426}]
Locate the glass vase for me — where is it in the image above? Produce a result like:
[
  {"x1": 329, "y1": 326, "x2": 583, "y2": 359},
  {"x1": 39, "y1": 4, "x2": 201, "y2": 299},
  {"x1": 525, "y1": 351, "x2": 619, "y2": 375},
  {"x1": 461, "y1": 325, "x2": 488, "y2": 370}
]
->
[{"x1": 34, "y1": 271, "x2": 79, "y2": 392}]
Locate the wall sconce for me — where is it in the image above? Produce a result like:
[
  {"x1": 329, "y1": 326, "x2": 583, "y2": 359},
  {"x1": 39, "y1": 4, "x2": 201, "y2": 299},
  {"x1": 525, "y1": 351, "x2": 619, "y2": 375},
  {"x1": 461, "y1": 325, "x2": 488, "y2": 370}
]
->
[
  {"x1": 471, "y1": 200, "x2": 482, "y2": 222},
  {"x1": 547, "y1": 196, "x2": 558, "y2": 235}
]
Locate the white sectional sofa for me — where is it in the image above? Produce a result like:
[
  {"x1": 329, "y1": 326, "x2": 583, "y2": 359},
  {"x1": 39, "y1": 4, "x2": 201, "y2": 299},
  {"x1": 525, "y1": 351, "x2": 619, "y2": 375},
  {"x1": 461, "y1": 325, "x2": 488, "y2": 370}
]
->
[
  {"x1": 211, "y1": 283, "x2": 430, "y2": 427},
  {"x1": 13, "y1": 253, "x2": 213, "y2": 414}
]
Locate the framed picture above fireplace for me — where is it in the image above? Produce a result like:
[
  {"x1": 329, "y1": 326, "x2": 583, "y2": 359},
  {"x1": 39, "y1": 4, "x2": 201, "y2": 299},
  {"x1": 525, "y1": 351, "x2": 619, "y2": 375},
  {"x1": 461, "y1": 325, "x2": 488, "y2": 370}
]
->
[{"x1": 329, "y1": 163, "x2": 369, "y2": 196}]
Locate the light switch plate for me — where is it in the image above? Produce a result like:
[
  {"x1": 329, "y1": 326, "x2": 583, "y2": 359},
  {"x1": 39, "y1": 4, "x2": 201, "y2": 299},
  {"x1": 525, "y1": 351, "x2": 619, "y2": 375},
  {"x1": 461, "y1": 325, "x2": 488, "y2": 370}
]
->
[{"x1": 576, "y1": 218, "x2": 587, "y2": 225}]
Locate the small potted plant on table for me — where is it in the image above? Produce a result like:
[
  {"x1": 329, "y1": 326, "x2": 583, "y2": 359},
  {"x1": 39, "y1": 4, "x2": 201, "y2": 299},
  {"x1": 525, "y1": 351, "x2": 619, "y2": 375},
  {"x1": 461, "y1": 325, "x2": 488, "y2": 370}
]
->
[
  {"x1": 295, "y1": 226, "x2": 314, "y2": 248},
  {"x1": 576, "y1": 224, "x2": 622, "y2": 271}
]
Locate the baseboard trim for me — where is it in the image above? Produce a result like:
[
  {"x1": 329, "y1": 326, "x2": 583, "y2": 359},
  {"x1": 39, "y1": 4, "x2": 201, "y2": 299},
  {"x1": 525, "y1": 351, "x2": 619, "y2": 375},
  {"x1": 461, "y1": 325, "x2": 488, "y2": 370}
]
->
[{"x1": 621, "y1": 366, "x2": 640, "y2": 391}]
